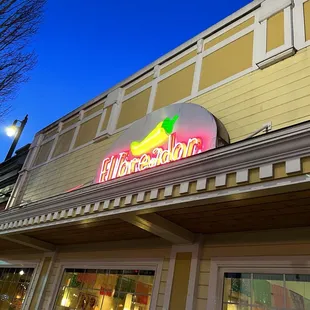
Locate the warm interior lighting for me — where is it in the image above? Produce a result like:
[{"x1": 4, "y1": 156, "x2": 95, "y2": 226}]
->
[
  {"x1": 5, "y1": 125, "x2": 18, "y2": 137},
  {"x1": 19, "y1": 270, "x2": 25, "y2": 276}
]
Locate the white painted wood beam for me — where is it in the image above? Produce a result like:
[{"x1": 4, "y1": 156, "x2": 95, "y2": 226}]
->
[{"x1": 120, "y1": 213, "x2": 195, "y2": 244}]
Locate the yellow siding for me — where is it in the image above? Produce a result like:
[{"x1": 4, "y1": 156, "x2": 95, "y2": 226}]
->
[
  {"x1": 169, "y1": 252, "x2": 192, "y2": 310},
  {"x1": 22, "y1": 134, "x2": 119, "y2": 202},
  {"x1": 266, "y1": 11, "x2": 285, "y2": 52},
  {"x1": 204, "y1": 17, "x2": 254, "y2": 50},
  {"x1": 74, "y1": 114, "x2": 101, "y2": 148},
  {"x1": 160, "y1": 50, "x2": 197, "y2": 75},
  {"x1": 124, "y1": 75, "x2": 153, "y2": 95},
  {"x1": 34, "y1": 139, "x2": 54, "y2": 166},
  {"x1": 193, "y1": 46, "x2": 310, "y2": 142},
  {"x1": 154, "y1": 64, "x2": 195, "y2": 110},
  {"x1": 117, "y1": 88, "x2": 151, "y2": 129},
  {"x1": 51, "y1": 128, "x2": 75, "y2": 158},
  {"x1": 199, "y1": 32, "x2": 254, "y2": 91}
]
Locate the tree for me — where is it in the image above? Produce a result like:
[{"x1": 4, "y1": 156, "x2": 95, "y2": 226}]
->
[{"x1": 0, "y1": 0, "x2": 46, "y2": 119}]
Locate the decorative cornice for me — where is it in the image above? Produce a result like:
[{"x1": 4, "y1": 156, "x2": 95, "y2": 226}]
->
[{"x1": 0, "y1": 121, "x2": 310, "y2": 232}]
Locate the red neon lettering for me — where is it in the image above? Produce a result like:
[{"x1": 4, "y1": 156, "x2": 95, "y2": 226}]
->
[{"x1": 98, "y1": 134, "x2": 203, "y2": 183}]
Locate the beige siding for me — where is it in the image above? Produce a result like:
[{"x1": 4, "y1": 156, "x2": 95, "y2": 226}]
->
[
  {"x1": 22, "y1": 134, "x2": 119, "y2": 202},
  {"x1": 193, "y1": 46, "x2": 310, "y2": 142},
  {"x1": 266, "y1": 11, "x2": 285, "y2": 52},
  {"x1": 199, "y1": 32, "x2": 254, "y2": 90},
  {"x1": 154, "y1": 64, "x2": 195, "y2": 110},
  {"x1": 196, "y1": 259, "x2": 210, "y2": 310},
  {"x1": 204, "y1": 17, "x2": 254, "y2": 51}
]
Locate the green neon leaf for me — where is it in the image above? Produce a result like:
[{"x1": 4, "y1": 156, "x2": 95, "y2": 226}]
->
[{"x1": 162, "y1": 115, "x2": 179, "y2": 134}]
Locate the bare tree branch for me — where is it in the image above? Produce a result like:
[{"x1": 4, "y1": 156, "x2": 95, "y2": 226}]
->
[{"x1": 0, "y1": 0, "x2": 45, "y2": 120}]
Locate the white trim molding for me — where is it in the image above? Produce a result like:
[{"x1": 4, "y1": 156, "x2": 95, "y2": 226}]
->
[
  {"x1": 255, "y1": 1, "x2": 295, "y2": 69},
  {"x1": 207, "y1": 256, "x2": 310, "y2": 310},
  {"x1": 163, "y1": 241, "x2": 203, "y2": 310},
  {"x1": 47, "y1": 259, "x2": 163, "y2": 310},
  {"x1": 258, "y1": 0, "x2": 293, "y2": 22}
]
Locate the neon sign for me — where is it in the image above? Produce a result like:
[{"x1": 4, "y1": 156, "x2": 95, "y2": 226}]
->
[
  {"x1": 98, "y1": 115, "x2": 203, "y2": 183},
  {"x1": 96, "y1": 103, "x2": 230, "y2": 184}
]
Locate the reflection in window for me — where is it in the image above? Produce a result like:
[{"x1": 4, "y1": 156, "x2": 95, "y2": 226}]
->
[
  {"x1": 223, "y1": 272, "x2": 310, "y2": 310},
  {"x1": 0, "y1": 267, "x2": 34, "y2": 310},
  {"x1": 54, "y1": 268, "x2": 155, "y2": 310}
]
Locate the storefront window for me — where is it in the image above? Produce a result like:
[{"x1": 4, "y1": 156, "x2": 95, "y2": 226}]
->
[
  {"x1": 0, "y1": 267, "x2": 34, "y2": 310},
  {"x1": 223, "y1": 272, "x2": 310, "y2": 310},
  {"x1": 54, "y1": 268, "x2": 155, "y2": 310}
]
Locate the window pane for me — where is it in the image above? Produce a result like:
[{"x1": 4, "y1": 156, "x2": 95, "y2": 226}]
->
[
  {"x1": 0, "y1": 268, "x2": 34, "y2": 310},
  {"x1": 222, "y1": 272, "x2": 310, "y2": 310},
  {"x1": 252, "y1": 273, "x2": 284, "y2": 310},
  {"x1": 285, "y1": 274, "x2": 310, "y2": 309},
  {"x1": 223, "y1": 273, "x2": 251, "y2": 305},
  {"x1": 53, "y1": 268, "x2": 155, "y2": 310}
]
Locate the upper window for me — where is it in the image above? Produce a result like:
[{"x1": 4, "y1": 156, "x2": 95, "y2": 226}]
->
[
  {"x1": 223, "y1": 272, "x2": 310, "y2": 310},
  {"x1": 54, "y1": 268, "x2": 155, "y2": 310}
]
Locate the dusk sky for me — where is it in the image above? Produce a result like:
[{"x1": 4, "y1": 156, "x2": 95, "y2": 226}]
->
[{"x1": 0, "y1": 0, "x2": 252, "y2": 161}]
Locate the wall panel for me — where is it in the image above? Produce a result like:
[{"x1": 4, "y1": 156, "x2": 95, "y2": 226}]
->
[
  {"x1": 199, "y1": 32, "x2": 254, "y2": 90},
  {"x1": 117, "y1": 88, "x2": 151, "y2": 129},
  {"x1": 266, "y1": 11, "x2": 285, "y2": 52},
  {"x1": 154, "y1": 64, "x2": 195, "y2": 110}
]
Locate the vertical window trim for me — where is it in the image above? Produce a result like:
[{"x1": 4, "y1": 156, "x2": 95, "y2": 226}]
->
[
  {"x1": 48, "y1": 260, "x2": 163, "y2": 310},
  {"x1": 0, "y1": 263, "x2": 39, "y2": 310},
  {"x1": 207, "y1": 257, "x2": 310, "y2": 310}
]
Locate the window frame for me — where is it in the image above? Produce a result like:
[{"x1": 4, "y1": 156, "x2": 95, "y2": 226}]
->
[
  {"x1": 207, "y1": 256, "x2": 310, "y2": 310},
  {"x1": 0, "y1": 262, "x2": 39, "y2": 310},
  {"x1": 49, "y1": 259, "x2": 163, "y2": 310}
]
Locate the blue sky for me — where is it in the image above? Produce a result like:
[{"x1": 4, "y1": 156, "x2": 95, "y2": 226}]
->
[{"x1": 0, "y1": 0, "x2": 252, "y2": 161}]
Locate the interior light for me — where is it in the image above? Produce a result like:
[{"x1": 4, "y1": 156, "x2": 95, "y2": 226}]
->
[
  {"x1": 5, "y1": 125, "x2": 18, "y2": 137},
  {"x1": 19, "y1": 270, "x2": 25, "y2": 276}
]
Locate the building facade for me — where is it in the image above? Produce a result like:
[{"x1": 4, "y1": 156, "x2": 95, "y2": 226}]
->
[
  {"x1": 0, "y1": 145, "x2": 30, "y2": 211},
  {"x1": 0, "y1": 0, "x2": 310, "y2": 309}
]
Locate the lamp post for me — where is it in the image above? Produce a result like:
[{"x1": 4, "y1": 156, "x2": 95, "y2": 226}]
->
[{"x1": 5, "y1": 115, "x2": 28, "y2": 161}]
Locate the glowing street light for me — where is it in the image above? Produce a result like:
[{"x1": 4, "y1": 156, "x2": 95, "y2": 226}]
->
[
  {"x1": 5, "y1": 125, "x2": 18, "y2": 137},
  {"x1": 4, "y1": 115, "x2": 28, "y2": 161}
]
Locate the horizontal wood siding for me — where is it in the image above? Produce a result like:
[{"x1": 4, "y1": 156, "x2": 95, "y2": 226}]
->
[
  {"x1": 22, "y1": 134, "x2": 120, "y2": 202},
  {"x1": 192, "y1": 46, "x2": 310, "y2": 142}
]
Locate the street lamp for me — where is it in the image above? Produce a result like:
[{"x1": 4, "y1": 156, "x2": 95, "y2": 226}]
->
[{"x1": 5, "y1": 115, "x2": 28, "y2": 161}]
